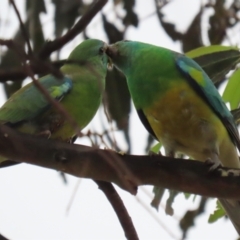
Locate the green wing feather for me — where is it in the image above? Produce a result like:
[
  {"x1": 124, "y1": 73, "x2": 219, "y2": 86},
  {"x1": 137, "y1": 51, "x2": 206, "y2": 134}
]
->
[
  {"x1": 0, "y1": 75, "x2": 72, "y2": 125},
  {"x1": 176, "y1": 56, "x2": 240, "y2": 150}
]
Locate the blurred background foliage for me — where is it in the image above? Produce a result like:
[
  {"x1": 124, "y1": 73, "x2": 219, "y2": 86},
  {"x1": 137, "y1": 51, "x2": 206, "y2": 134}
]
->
[{"x1": 1, "y1": 0, "x2": 240, "y2": 238}]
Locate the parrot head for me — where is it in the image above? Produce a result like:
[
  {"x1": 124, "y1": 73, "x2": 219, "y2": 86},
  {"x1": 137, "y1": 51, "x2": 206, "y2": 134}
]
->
[
  {"x1": 106, "y1": 40, "x2": 135, "y2": 75},
  {"x1": 67, "y1": 39, "x2": 109, "y2": 70}
]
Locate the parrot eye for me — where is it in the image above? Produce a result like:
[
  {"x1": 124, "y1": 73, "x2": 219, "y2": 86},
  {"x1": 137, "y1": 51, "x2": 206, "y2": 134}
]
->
[{"x1": 99, "y1": 47, "x2": 105, "y2": 55}]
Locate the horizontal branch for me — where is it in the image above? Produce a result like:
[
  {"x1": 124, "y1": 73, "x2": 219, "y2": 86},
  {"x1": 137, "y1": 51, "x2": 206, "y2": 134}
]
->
[
  {"x1": 0, "y1": 125, "x2": 240, "y2": 199},
  {"x1": 0, "y1": 67, "x2": 26, "y2": 81},
  {"x1": 0, "y1": 60, "x2": 66, "y2": 82}
]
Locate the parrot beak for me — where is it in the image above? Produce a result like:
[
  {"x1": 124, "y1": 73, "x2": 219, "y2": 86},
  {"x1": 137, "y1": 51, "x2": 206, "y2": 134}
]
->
[
  {"x1": 106, "y1": 44, "x2": 118, "y2": 59},
  {"x1": 106, "y1": 44, "x2": 119, "y2": 70},
  {"x1": 107, "y1": 57, "x2": 113, "y2": 70},
  {"x1": 99, "y1": 42, "x2": 112, "y2": 70}
]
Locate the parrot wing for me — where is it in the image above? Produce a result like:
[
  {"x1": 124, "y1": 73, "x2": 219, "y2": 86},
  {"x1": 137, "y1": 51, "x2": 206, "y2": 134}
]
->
[
  {"x1": 176, "y1": 55, "x2": 240, "y2": 151},
  {"x1": 137, "y1": 109, "x2": 158, "y2": 140},
  {"x1": 0, "y1": 75, "x2": 72, "y2": 125}
]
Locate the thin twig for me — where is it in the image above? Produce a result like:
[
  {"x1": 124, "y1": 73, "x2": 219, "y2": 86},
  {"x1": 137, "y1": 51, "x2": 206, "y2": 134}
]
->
[
  {"x1": 66, "y1": 179, "x2": 82, "y2": 216},
  {"x1": 135, "y1": 195, "x2": 178, "y2": 240},
  {"x1": 9, "y1": 0, "x2": 33, "y2": 57},
  {"x1": 95, "y1": 180, "x2": 139, "y2": 240},
  {"x1": 0, "y1": 39, "x2": 14, "y2": 48},
  {"x1": 38, "y1": 0, "x2": 108, "y2": 60},
  {"x1": 0, "y1": 39, "x2": 27, "y2": 60},
  {"x1": 0, "y1": 58, "x2": 82, "y2": 81}
]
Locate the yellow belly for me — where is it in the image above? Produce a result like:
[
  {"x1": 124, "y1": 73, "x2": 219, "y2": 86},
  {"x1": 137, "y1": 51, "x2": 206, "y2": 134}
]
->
[{"x1": 143, "y1": 81, "x2": 229, "y2": 162}]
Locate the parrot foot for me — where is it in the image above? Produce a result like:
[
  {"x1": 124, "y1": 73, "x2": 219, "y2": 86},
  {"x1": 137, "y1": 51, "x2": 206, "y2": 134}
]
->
[
  {"x1": 205, "y1": 158, "x2": 222, "y2": 172},
  {"x1": 218, "y1": 168, "x2": 240, "y2": 177}
]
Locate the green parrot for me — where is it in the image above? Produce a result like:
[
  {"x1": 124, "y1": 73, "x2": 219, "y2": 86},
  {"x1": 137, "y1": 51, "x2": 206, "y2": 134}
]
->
[
  {"x1": 0, "y1": 39, "x2": 108, "y2": 166},
  {"x1": 106, "y1": 40, "x2": 240, "y2": 235}
]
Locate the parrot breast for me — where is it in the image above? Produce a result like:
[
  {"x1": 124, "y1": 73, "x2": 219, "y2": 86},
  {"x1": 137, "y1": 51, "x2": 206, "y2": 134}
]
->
[{"x1": 143, "y1": 79, "x2": 229, "y2": 162}]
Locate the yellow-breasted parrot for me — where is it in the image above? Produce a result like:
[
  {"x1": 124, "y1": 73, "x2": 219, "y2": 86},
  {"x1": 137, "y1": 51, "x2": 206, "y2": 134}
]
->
[
  {"x1": 106, "y1": 40, "x2": 240, "y2": 235},
  {"x1": 0, "y1": 39, "x2": 108, "y2": 166}
]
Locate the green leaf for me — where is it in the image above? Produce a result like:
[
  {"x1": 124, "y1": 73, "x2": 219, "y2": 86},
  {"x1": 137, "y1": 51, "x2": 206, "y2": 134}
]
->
[
  {"x1": 150, "y1": 142, "x2": 162, "y2": 154},
  {"x1": 122, "y1": 0, "x2": 138, "y2": 27},
  {"x1": 186, "y1": 45, "x2": 240, "y2": 83},
  {"x1": 152, "y1": 189, "x2": 180, "y2": 215},
  {"x1": 105, "y1": 68, "x2": 131, "y2": 151},
  {"x1": 52, "y1": 0, "x2": 83, "y2": 38},
  {"x1": 222, "y1": 68, "x2": 240, "y2": 110},
  {"x1": 208, "y1": 200, "x2": 225, "y2": 223},
  {"x1": 186, "y1": 45, "x2": 239, "y2": 58},
  {"x1": 165, "y1": 190, "x2": 179, "y2": 216},
  {"x1": 26, "y1": 0, "x2": 46, "y2": 13},
  {"x1": 0, "y1": 28, "x2": 26, "y2": 98},
  {"x1": 151, "y1": 186, "x2": 165, "y2": 211},
  {"x1": 184, "y1": 193, "x2": 191, "y2": 199},
  {"x1": 183, "y1": 193, "x2": 198, "y2": 201},
  {"x1": 181, "y1": 7, "x2": 203, "y2": 52},
  {"x1": 105, "y1": 68, "x2": 131, "y2": 129},
  {"x1": 27, "y1": 0, "x2": 46, "y2": 53},
  {"x1": 102, "y1": 14, "x2": 124, "y2": 44},
  {"x1": 150, "y1": 142, "x2": 164, "y2": 211},
  {"x1": 231, "y1": 108, "x2": 240, "y2": 125},
  {"x1": 208, "y1": 1, "x2": 227, "y2": 45}
]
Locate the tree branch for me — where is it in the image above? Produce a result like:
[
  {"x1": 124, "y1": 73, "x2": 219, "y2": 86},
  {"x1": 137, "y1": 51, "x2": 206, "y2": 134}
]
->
[
  {"x1": 9, "y1": 0, "x2": 33, "y2": 57},
  {"x1": 38, "y1": 0, "x2": 108, "y2": 60},
  {"x1": 0, "y1": 0, "x2": 108, "y2": 81},
  {"x1": 94, "y1": 180, "x2": 139, "y2": 240},
  {"x1": 0, "y1": 233, "x2": 9, "y2": 240},
  {"x1": 0, "y1": 39, "x2": 27, "y2": 60},
  {"x1": 1, "y1": 125, "x2": 240, "y2": 199}
]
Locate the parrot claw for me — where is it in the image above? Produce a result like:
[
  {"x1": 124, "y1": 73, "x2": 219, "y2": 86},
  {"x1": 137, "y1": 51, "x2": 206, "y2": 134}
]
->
[{"x1": 205, "y1": 158, "x2": 222, "y2": 172}]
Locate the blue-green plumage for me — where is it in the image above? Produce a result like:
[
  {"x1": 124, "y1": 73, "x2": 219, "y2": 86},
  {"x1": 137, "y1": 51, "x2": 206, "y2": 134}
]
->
[
  {"x1": 0, "y1": 39, "x2": 108, "y2": 165},
  {"x1": 176, "y1": 56, "x2": 240, "y2": 149},
  {"x1": 0, "y1": 76, "x2": 72, "y2": 125},
  {"x1": 107, "y1": 40, "x2": 240, "y2": 235}
]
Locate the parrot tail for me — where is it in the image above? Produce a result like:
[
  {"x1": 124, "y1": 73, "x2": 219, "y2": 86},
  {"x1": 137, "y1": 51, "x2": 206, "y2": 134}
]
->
[{"x1": 219, "y1": 198, "x2": 240, "y2": 235}]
